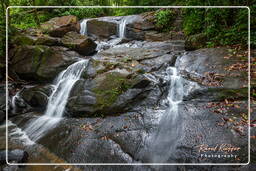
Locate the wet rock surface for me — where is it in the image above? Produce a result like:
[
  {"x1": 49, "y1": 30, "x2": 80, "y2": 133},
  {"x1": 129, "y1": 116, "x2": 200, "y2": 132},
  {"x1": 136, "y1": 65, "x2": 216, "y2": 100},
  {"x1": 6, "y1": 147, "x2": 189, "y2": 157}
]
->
[
  {"x1": 61, "y1": 31, "x2": 97, "y2": 55},
  {"x1": 19, "y1": 84, "x2": 53, "y2": 110},
  {"x1": 87, "y1": 18, "x2": 119, "y2": 39},
  {"x1": 66, "y1": 44, "x2": 182, "y2": 116},
  {"x1": 10, "y1": 45, "x2": 82, "y2": 82},
  {"x1": 175, "y1": 47, "x2": 248, "y2": 89},
  {"x1": 5, "y1": 13, "x2": 250, "y2": 170},
  {"x1": 40, "y1": 15, "x2": 80, "y2": 37}
]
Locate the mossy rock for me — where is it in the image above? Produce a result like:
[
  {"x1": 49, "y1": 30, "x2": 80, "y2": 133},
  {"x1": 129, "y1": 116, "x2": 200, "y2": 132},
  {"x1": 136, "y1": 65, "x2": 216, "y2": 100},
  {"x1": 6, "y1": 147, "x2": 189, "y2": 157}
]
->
[
  {"x1": 92, "y1": 71, "x2": 134, "y2": 112},
  {"x1": 40, "y1": 15, "x2": 79, "y2": 37},
  {"x1": 12, "y1": 35, "x2": 35, "y2": 45},
  {"x1": 10, "y1": 45, "x2": 80, "y2": 82},
  {"x1": 185, "y1": 33, "x2": 207, "y2": 50}
]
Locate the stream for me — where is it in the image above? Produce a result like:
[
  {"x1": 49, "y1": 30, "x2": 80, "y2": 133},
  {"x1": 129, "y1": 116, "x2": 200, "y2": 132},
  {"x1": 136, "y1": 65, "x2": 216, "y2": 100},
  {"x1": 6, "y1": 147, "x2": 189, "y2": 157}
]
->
[{"x1": 2, "y1": 14, "x2": 248, "y2": 169}]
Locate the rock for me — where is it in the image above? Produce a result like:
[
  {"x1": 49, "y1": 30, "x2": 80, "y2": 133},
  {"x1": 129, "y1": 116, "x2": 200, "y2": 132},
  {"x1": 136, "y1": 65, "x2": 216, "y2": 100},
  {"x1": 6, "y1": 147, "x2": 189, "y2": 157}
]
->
[
  {"x1": 40, "y1": 15, "x2": 79, "y2": 37},
  {"x1": 185, "y1": 33, "x2": 207, "y2": 50},
  {"x1": 66, "y1": 43, "x2": 182, "y2": 117},
  {"x1": 0, "y1": 149, "x2": 29, "y2": 164},
  {"x1": 12, "y1": 29, "x2": 62, "y2": 46},
  {"x1": 61, "y1": 31, "x2": 97, "y2": 55},
  {"x1": 67, "y1": 68, "x2": 152, "y2": 116},
  {"x1": 87, "y1": 18, "x2": 118, "y2": 39},
  {"x1": 183, "y1": 87, "x2": 248, "y2": 102},
  {"x1": 126, "y1": 13, "x2": 155, "y2": 31},
  {"x1": 19, "y1": 84, "x2": 53, "y2": 110},
  {"x1": 10, "y1": 45, "x2": 81, "y2": 82},
  {"x1": 175, "y1": 47, "x2": 247, "y2": 89},
  {"x1": 144, "y1": 31, "x2": 185, "y2": 42},
  {"x1": 67, "y1": 69, "x2": 150, "y2": 116}
]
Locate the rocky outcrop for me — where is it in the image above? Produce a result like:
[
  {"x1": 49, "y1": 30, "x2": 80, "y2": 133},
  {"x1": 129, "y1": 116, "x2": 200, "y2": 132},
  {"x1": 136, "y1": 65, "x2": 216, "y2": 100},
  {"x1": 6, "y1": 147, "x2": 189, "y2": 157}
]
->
[
  {"x1": 87, "y1": 17, "x2": 119, "y2": 39},
  {"x1": 61, "y1": 31, "x2": 97, "y2": 55},
  {"x1": 10, "y1": 45, "x2": 81, "y2": 82},
  {"x1": 19, "y1": 84, "x2": 53, "y2": 110},
  {"x1": 175, "y1": 47, "x2": 247, "y2": 89},
  {"x1": 12, "y1": 29, "x2": 62, "y2": 46},
  {"x1": 67, "y1": 65, "x2": 152, "y2": 117},
  {"x1": 40, "y1": 15, "x2": 80, "y2": 37},
  {"x1": 176, "y1": 47, "x2": 248, "y2": 102},
  {"x1": 125, "y1": 13, "x2": 155, "y2": 40},
  {"x1": 66, "y1": 44, "x2": 181, "y2": 117}
]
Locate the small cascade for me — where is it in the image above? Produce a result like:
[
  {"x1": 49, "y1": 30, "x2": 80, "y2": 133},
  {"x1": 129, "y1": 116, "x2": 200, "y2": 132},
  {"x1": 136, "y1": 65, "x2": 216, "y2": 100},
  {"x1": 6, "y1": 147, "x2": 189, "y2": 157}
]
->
[
  {"x1": 24, "y1": 60, "x2": 88, "y2": 141},
  {"x1": 11, "y1": 92, "x2": 20, "y2": 114},
  {"x1": 146, "y1": 67, "x2": 185, "y2": 163},
  {"x1": 80, "y1": 19, "x2": 89, "y2": 35},
  {"x1": 3, "y1": 121, "x2": 35, "y2": 146},
  {"x1": 119, "y1": 17, "x2": 127, "y2": 38}
]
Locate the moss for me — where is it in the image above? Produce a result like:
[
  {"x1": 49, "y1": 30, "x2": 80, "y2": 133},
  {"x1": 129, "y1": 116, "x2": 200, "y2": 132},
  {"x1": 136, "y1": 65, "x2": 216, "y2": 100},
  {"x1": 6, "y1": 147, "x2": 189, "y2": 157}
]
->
[
  {"x1": 31, "y1": 46, "x2": 45, "y2": 71},
  {"x1": 14, "y1": 35, "x2": 35, "y2": 45},
  {"x1": 92, "y1": 72, "x2": 133, "y2": 111}
]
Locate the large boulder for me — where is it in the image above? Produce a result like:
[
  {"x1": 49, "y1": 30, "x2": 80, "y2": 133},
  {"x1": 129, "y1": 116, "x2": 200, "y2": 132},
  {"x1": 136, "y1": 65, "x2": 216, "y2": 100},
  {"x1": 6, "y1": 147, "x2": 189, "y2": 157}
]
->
[
  {"x1": 175, "y1": 47, "x2": 248, "y2": 100},
  {"x1": 19, "y1": 84, "x2": 53, "y2": 110},
  {"x1": 10, "y1": 45, "x2": 81, "y2": 82},
  {"x1": 11, "y1": 29, "x2": 62, "y2": 46},
  {"x1": 67, "y1": 69, "x2": 151, "y2": 117},
  {"x1": 125, "y1": 14, "x2": 155, "y2": 40},
  {"x1": 40, "y1": 15, "x2": 80, "y2": 37},
  {"x1": 87, "y1": 17, "x2": 118, "y2": 39},
  {"x1": 66, "y1": 45, "x2": 180, "y2": 117},
  {"x1": 61, "y1": 31, "x2": 97, "y2": 55}
]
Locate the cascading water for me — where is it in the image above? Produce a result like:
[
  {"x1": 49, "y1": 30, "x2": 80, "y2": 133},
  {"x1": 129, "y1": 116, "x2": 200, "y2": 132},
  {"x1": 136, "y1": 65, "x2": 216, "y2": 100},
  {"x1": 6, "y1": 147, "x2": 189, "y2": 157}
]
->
[
  {"x1": 119, "y1": 17, "x2": 127, "y2": 38},
  {"x1": 145, "y1": 67, "x2": 185, "y2": 163},
  {"x1": 11, "y1": 92, "x2": 20, "y2": 113},
  {"x1": 24, "y1": 60, "x2": 88, "y2": 141},
  {"x1": 80, "y1": 19, "x2": 89, "y2": 35}
]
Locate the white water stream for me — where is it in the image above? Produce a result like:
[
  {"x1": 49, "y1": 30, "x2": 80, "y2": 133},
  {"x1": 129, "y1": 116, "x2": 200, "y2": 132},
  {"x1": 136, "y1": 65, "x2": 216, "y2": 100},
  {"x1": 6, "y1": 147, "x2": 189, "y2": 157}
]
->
[
  {"x1": 146, "y1": 67, "x2": 184, "y2": 163},
  {"x1": 119, "y1": 17, "x2": 127, "y2": 38},
  {"x1": 23, "y1": 60, "x2": 88, "y2": 141},
  {"x1": 80, "y1": 19, "x2": 89, "y2": 35}
]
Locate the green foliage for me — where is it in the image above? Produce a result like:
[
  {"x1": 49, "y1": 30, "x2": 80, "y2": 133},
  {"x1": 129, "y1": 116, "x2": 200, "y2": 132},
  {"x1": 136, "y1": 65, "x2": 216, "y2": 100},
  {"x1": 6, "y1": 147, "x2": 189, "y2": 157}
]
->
[
  {"x1": 155, "y1": 10, "x2": 174, "y2": 32},
  {"x1": 0, "y1": 0, "x2": 255, "y2": 61},
  {"x1": 183, "y1": 7, "x2": 250, "y2": 48},
  {"x1": 183, "y1": 9, "x2": 204, "y2": 35},
  {"x1": 56, "y1": 8, "x2": 105, "y2": 19}
]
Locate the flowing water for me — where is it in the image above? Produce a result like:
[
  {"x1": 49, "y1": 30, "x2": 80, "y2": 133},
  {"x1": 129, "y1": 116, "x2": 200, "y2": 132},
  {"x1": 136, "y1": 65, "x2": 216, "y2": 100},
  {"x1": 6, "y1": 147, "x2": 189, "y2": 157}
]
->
[
  {"x1": 143, "y1": 67, "x2": 184, "y2": 163},
  {"x1": 11, "y1": 91, "x2": 21, "y2": 114},
  {"x1": 80, "y1": 19, "x2": 89, "y2": 35},
  {"x1": 23, "y1": 60, "x2": 88, "y2": 141},
  {"x1": 119, "y1": 17, "x2": 127, "y2": 38}
]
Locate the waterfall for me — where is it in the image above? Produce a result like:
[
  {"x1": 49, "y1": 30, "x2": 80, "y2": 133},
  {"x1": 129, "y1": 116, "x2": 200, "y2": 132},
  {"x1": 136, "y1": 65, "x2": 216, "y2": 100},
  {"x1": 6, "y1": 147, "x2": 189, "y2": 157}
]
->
[
  {"x1": 11, "y1": 92, "x2": 20, "y2": 113},
  {"x1": 119, "y1": 17, "x2": 127, "y2": 38},
  {"x1": 146, "y1": 67, "x2": 184, "y2": 163},
  {"x1": 24, "y1": 60, "x2": 88, "y2": 141},
  {"x1": 80, "y1": 19, "x2": 89, "y2": 35}
]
